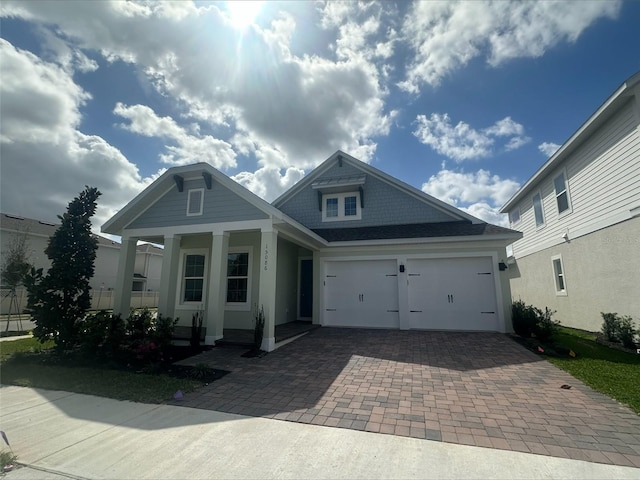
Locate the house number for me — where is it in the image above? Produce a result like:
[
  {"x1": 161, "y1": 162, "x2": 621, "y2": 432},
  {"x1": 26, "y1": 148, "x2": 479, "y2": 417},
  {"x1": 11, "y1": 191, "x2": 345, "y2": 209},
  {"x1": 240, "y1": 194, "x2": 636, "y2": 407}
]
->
[{"x1": 264, "y1": 244, "x2": 269, "y2": 270}]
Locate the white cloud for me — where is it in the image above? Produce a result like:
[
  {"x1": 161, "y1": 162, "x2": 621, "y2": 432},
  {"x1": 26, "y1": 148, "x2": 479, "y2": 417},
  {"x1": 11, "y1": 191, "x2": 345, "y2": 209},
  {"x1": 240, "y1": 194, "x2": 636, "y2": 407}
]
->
[
  {"x1": 421, "y1": 168, "x2": 520, "y2": 226},
  {"x1": 114, "y1": 103, "x2": 237, "y2": 168},
  {"x1": 413, "y1": 113, "x2": 530, "y2": 161},
  {"x1": 0, "y1": 39, "x2": 154, "y2": 230},
  {"x1": 232, "y1": 166, "x2": 305, "y2": 202},
  {"x1": 538, "y1": 141, "x2": 561, "y2": 157},
  {"x1": 400, "y1": 0, "x2": 621, "y2": 92}
]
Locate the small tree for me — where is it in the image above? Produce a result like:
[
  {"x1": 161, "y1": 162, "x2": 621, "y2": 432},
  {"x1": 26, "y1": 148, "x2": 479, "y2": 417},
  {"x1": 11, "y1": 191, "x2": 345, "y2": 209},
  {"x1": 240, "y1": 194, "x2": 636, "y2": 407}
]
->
[
  {"x1": 1, "y1": 230, "x2": 31, "y2": 291},
  {"x1": 25, "y1": 187, "x2": 101, "y2": 351}
]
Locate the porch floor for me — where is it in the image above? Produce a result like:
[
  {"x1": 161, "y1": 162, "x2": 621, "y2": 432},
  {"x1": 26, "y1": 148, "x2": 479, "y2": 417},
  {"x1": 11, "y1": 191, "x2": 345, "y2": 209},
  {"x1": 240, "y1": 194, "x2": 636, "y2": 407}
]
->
[{"x1": 217, "y1": 320, "x2": 319, "y2": 347}]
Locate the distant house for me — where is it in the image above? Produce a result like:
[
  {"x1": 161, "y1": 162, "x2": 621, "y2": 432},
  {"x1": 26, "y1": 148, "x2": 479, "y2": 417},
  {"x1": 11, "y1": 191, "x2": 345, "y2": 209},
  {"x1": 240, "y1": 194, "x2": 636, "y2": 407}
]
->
[
  {"x1": 0, "y1": 213, "x2": 163, "y2": 312},
  {"x1": 500, "y1": 71, "x2": 640, "y2": 332},
  {"x1": 103, "y1": 151, "x2": 521, "y2": 351}
]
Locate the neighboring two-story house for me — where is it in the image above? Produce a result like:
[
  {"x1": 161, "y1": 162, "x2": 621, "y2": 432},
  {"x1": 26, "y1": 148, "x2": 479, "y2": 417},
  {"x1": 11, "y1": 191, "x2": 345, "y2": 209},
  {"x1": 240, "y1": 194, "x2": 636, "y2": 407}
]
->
[
  {"x1": 103, "y1": 151, "x2": 521, "y2": 351},
  {"x1": 500, "y1": 71, "x2": 640, "y2": 332}
]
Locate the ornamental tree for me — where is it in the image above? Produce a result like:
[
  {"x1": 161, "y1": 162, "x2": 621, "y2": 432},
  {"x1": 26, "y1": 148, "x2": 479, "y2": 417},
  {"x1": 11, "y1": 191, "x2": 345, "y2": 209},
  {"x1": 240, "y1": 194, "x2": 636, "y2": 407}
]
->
[{"x1": 25, "y1": 187, "x2": 101, "y2": 350}]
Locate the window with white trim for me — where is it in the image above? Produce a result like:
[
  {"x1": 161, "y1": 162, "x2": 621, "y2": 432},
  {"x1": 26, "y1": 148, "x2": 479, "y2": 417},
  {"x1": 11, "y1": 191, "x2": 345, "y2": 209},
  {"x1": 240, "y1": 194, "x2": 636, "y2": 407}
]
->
[
  {"x1": 187, "y1": 188, "x2": 204, "y2": 216},
  {"x1": 322, "y1": 192, "x2": 361, "y2": 222},
  {"x1": 532, "y1": 192, "x2": 545, "y2": 227},
  {"x1": 182, "y1": 254, "x2": 205, "y2": 302},
  {"x1": 226, "y1": 247, "x2": 252, "y2": 308},
  {"x1": 551, "y1": 255, "x2": 567, "y2": 296},
  {"x1": 509, "y1": 208, "x2": 520, "y2": 225},
  {"x1": 553, "y1": 172, "x2": 571, "y2": 214}
]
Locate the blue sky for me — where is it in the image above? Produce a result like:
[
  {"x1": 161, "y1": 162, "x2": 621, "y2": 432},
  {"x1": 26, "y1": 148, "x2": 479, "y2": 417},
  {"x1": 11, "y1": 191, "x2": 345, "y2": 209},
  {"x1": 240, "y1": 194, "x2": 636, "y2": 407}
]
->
[{"x1": 1, "y1": 0, "x2": 639, "y2": 233}]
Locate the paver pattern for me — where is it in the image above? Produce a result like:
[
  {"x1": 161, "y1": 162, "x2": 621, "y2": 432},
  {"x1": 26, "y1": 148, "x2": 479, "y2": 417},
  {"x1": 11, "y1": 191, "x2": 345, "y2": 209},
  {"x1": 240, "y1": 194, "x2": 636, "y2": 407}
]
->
[{"x1": 173, "y1": 328, "x2": 640, "y2": 467}]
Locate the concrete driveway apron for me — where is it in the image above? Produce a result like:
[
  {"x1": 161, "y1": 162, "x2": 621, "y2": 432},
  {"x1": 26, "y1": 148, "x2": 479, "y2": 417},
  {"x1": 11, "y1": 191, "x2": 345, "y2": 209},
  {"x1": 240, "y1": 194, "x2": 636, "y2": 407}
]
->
[{"x1": 173, "y1": 328, "x2": 640, "y2": 467}]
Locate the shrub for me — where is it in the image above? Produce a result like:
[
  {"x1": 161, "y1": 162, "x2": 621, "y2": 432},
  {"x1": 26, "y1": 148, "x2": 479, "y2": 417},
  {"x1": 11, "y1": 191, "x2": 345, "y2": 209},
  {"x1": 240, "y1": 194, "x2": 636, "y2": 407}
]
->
[
  {"x1": 512, "y1": 300, "x2": 538, "y2": 337},
  {"x1": 78, "y1": 311, "x2": 125, "y2": 357},
  {"x1": 253, "y1": 304, "x2": 265, "y2": 351},
  {"x1": 190, "y1": 310, "x2": 204, "y2": 349},
  {"x1": 601, "y1": 312, "x2": 620, "y2": 342},
  {"x1": 618, "y1": 316, "x2": 637, "y2": 350},
  {"x1": 533, "y1": 307, "x2": 559, "y2": 343}
]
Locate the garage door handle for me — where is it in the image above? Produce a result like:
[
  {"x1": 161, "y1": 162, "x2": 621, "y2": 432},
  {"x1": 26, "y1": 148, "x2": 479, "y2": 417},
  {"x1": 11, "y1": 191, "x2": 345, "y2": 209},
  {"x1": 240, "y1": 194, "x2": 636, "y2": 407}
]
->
[
  {"x1": 326, "y1": 308, "x2": 336, "y2": 311},
  {"x1": 481, "y1": 311, "x2": 495, "y2": 314},
  {"x1": 410, "y1": 310, "x2": 422, "y2": 313}
]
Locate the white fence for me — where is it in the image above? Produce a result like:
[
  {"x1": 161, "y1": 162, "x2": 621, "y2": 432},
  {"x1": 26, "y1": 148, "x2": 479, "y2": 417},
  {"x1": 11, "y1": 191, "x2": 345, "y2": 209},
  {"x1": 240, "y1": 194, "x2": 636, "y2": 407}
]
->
[{"x1": 1, "y1": 288, "x2": 159, "y2": 315}]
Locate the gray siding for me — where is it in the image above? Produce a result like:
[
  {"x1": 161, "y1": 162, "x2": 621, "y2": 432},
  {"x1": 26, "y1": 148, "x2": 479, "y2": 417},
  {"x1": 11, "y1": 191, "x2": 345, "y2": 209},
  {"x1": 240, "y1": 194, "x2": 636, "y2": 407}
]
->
[
  {"x1": 508, "y1": 99, "x2": 640, "y2": 258},
  {"x1": 129, "y1": 178, "x2": 269, "y2": 229},
  {"x1": 278, "y1": 162, "x2": 456, "y2": 229}
]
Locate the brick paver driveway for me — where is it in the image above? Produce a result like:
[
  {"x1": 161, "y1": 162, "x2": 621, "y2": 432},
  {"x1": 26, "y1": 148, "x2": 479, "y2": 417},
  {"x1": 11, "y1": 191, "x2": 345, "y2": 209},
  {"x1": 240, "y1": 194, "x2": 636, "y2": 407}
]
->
[{"x1": 173, "y1": 328, "x2": 640, "y2": 467}]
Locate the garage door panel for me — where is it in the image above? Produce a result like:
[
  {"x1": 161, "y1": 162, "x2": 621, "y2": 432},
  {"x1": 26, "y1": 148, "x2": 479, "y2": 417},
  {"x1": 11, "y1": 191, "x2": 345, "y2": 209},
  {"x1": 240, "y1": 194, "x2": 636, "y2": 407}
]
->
[
  {"x1": 324, "y1": 260, "x2": 399, "y2": 328},
  {"x1": 407, "y1": 257, "x2": 498, "y2": 331}
]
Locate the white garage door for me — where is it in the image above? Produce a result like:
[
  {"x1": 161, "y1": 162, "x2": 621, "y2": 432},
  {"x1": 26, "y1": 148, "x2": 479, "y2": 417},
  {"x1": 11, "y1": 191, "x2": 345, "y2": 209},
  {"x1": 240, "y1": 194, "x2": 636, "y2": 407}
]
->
[
  {"x1": 324, "y1": 260, "x2": 399, "y2": 328},
  {"x1": 407, "y1": 257, "x2": 498, "y2": 331}
]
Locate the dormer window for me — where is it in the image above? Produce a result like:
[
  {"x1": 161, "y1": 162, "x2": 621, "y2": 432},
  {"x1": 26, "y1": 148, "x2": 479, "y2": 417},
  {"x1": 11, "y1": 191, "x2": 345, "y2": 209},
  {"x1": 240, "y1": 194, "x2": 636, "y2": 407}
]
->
[{"x1": 322, "y1": 192, "x2": 362, "y2": 222}]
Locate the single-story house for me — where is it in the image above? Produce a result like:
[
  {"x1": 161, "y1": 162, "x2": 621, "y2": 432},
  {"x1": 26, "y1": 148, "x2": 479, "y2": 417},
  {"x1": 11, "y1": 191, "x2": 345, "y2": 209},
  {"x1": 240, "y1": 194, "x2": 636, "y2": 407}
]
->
[
  {"x1": 500, "y1": 71, "x2": 640, "y2": 332},
  {"x1": 103, "y1": 151, "x2": 521, "y2": 351}
]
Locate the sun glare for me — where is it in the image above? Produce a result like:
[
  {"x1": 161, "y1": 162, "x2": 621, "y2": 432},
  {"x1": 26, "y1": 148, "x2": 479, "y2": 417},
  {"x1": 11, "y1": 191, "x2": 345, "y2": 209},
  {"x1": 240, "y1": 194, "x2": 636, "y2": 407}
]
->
[{"x1": 226, "y1": 1, "x2": 263, "y2": 28}]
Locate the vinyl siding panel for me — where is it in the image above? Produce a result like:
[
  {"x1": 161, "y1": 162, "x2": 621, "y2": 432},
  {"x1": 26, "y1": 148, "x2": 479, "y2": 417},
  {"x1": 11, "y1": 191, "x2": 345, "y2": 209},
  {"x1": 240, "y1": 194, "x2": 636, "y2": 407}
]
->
[
  {"x1": 278, "y1": 161, "x2": 457, "y2": 229},
  {"x1": 509, "y1": 99, "x2": 640, "y2": 258},
  {"x1": 129, "y1": 178, "x2": 269, "y2": 229}
]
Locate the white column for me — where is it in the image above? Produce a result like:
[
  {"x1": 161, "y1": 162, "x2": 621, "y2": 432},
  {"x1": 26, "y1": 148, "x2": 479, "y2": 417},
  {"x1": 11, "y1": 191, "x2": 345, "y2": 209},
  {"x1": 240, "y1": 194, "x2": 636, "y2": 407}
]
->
[
  {"x1": 113, "y1": 236, "x2": 137, "y2": 317},
  {"x1": 158, "y1": 234, "x2": 182, "y2": 318},
  {"x1": 258, "y1": 227, "x2": 278, "y2": 351},
  {"x1": 205, "y1": 232, "x2": 229, "y2": 345}
]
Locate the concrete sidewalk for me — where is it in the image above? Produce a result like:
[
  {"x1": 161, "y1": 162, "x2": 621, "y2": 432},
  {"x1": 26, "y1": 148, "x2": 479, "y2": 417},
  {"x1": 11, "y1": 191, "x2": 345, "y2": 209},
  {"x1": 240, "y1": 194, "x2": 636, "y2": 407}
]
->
[{"x1": 1, "y1": 386, "x2": 638, "y2": 480}]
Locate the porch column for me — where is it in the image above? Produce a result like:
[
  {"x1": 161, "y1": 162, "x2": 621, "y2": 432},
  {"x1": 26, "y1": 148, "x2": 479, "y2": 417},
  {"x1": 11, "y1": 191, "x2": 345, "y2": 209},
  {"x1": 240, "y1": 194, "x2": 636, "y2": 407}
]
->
[
  {"x1": 258, "y1": 227, "x2": 278, "y2": 351},
  {"x1": 113, "y1": 236, "x2": 137, "y2": 317},
  {"x1": 205, "y1": 232, "x2": 229, "y2": 345},
  {"x1": 158, "y1": 234, "x2": 182, "y2": 318}
]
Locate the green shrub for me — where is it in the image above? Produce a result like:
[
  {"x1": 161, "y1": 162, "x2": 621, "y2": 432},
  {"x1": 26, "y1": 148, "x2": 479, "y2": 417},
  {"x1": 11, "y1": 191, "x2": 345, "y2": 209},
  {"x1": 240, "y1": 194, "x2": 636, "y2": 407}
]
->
[
  {"x1": 601, "y1": 312, "x2": 620, "y2": 342},
  {"x1": 78, "y1": 311, "x2": 125, "y2": 357},
  {"x1": 533, "y1": 307, "x2": 559, "y2": 343},
  {"x1": 253, "y1": 304, "x2": 265, "y2": 351},
  {"x1": 512, "y1": 300, "x2": 538, "y2": 337},
  {"x1": 618, "y1": 316, "x2": 637, "y2": 350}
]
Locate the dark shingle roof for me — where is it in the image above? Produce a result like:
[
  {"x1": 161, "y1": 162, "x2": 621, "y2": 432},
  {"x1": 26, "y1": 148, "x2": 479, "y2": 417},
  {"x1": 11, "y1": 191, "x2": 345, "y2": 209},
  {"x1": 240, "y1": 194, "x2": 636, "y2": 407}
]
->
[{"x1": 312, "y1": 221, "x2": 518, "y2": 242}]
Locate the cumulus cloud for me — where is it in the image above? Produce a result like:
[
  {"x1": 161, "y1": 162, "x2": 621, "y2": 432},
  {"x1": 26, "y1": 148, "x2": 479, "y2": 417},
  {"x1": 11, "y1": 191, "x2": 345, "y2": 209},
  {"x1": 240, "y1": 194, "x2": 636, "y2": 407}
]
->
[
  {"x1": 400, "y1": 0, "x2": 621, "y2": 92},
  {"x1": 114, "y1": 103, "x2": 236, "y2": 168},
  {"x1": 413, "y1": 113, "x2": 530, "y2": 161},
  {"x1": 0, "y1": 39, "x2": 154, "y2": 230},
  {"x1": 421, "y1": 168, "x2": 520, "y2": 226},
  {"x1": 538, "y1": 141, "x2": 561, "y2": 157}
]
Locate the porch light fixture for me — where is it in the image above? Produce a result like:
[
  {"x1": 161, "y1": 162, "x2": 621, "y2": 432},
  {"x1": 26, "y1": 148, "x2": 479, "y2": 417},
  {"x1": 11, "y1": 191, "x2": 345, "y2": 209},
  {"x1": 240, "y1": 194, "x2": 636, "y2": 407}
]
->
[
  {"x1": 399, "y1": 264, "x2": 405, "y2": 273},
  {"x1": 498, "y1": 261, "x2": 508, "y2": 271}
]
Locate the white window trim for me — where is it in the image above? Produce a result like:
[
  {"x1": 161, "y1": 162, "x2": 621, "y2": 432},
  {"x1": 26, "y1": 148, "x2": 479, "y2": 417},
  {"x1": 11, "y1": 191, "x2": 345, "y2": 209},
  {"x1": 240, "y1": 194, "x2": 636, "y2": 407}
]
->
[
  {"x1": 176, "y1": 248, "x2": 208, "y2": 309},
  {"x1": 532, "y1": 191, "x2": 545, "y2": 229},
  {"x1": 551, "y1": 254, "x2": 567, "y2": 296},
  {"x1": 322, "y1": 191, "x2": 362, "y2": 222},
  {"x1": 509, "y1": 207, "x2": 521, "y2": 225},
  {"x1": 553, "y1": 170, "x2": 573, "y2": 217},
  {"x1": 186, "y1": 188, "x2": 204, "y2": 216},
  {"x1": 225, "y1": 246, "x2": 253, "y2": 311}
]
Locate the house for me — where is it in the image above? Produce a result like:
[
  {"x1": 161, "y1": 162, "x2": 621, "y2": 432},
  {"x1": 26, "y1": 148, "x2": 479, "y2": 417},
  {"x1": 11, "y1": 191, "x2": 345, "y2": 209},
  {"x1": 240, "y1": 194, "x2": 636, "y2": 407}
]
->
[
  {"x1": 500, "y1": 71, "x2": 640, "y2": 332},
  {"x1": 0, "y1": 213, "x2": 163, "y2": 313},
  {"x1": 102, "y1": 151, "x2": 521, "y2": 351}
]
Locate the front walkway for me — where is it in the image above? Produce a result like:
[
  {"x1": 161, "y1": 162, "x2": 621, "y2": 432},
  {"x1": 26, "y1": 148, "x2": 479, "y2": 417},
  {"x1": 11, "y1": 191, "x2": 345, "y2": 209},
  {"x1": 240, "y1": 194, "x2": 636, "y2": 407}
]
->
[{"x1": 174, "y1": 328, "x2": 640, "y2": 467}]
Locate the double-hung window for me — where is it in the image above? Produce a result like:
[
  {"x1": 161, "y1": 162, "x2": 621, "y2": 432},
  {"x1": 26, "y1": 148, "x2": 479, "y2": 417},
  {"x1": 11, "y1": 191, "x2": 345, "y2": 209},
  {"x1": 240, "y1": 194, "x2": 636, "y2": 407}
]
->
[
  {"x1": 553, "y1": 172, "x2": 571, "y2": 215},
  {"x1": 182, "y1": 253, "x2": 205, "y2": 303},
  {"x1": 509, "y1": 208, "x2": 520, "y2": 225},
  {"x1": 226, "y1": 247, "x2": 252, "y2": 309},
  {"x1": 187, "y1": 188, "x2": 204, "y2": 216},
  {"x1": 551, "y1": 255, "x2": 567, "y2": 296},
  {"x1": 532, "y1": 192, "x2": 545, "y2": 228},
  {"x1": 322, "y1": 192, "x2": 361, "y2": 222}
]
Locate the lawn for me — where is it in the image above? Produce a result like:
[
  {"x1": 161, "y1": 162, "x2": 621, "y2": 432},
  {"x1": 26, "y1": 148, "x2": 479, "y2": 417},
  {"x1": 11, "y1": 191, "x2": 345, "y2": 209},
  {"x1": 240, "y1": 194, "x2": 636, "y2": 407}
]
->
[
  {"x1": 0, "y1": 338, "x2": 207, "y2": 404},
  {"x1": 546, "y1": 327, "x2": 640, "y2": 414}
]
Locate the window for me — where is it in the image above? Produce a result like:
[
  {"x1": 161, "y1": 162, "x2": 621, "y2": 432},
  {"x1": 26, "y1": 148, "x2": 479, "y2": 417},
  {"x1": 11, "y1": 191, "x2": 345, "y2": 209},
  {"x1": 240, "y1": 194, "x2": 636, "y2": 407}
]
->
[
  {"x1": 187, "y1": 188, "x2": 204, "y2": 216},
  {"x1": 183, "y1": 254, "x2": 205, "y2": 302},
  {"x1": 226, "y1": 247, "x2": 252, "y2": 308},
  {"x1": 551, "y1": 255, "x2": 567, "y2": 295},
  {"x1": 322, "y1": 192, "x2": 362, "y2": 222},
  {"x1": 532, "y1": 192, "x2": 545, "y2": 227},
  {"x1": 553, "y1": 172, "x2": 571, "y2": 214},
  {"x1": 509, "y1": 208, "x2": 520, "y2": 225}
]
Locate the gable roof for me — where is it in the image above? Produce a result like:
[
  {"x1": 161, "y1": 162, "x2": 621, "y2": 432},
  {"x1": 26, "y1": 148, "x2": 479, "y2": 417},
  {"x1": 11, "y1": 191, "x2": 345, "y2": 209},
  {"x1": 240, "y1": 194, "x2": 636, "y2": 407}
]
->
[
  {"x1": 500, "y1": 70, "x2": 640, "y2": 213},
  {"x1": 272, "y1": 150, "x2": 484, "y2": 224}
]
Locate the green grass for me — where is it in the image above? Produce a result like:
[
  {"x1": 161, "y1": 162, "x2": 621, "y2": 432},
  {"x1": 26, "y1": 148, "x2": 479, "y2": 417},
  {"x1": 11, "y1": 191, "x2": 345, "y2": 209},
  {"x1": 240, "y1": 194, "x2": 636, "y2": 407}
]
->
[
  {"x1": 546, "y1": 327, "x2": 640, "y2": 414},
  {"x1": 0, "y1": 338, "x2": 204, "y2": 404}
]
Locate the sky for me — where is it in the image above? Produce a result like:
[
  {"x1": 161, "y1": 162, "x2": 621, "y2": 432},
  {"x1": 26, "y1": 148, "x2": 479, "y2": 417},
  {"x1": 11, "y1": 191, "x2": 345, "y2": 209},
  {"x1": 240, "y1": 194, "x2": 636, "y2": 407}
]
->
[{"x1": 1, "y1": 0, "x2": 639, "y2": 236}]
